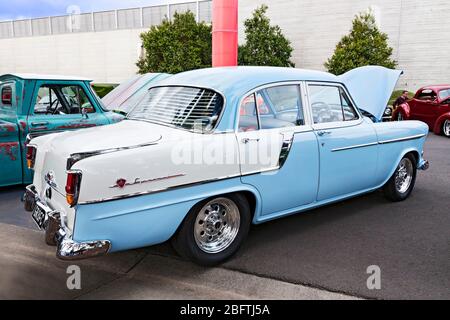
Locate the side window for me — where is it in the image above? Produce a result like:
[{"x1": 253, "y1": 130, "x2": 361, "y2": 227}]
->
[
  {"x1": 238, "y1": 94, "x2": 259, "y2": 132},
  {"x1": 340, "y1": 88, "x2": 359, "y2": 121},
  {"x1": 60, "y1": 85, "x2": 95, "y2": 114},
  {"x1": 309, "y1": 85, "x2": 344, "y2": 124},
  {"x1": 438, "y1": 89, "x2": 450, "y2": 101},
  {"x1": 263, "y1": 85, "x2": 304, "y2": 127},
  {"x1": 417, "y1": 89, "x2": 437, "y2": 101},
  {"x1": 34, "y1": 86, "x2": 63, "y2": 115},
  {"x1": 34, "y1": 85, "x2": 95, "y2": 116},
  {"x1": 309, "y1": 85, "x2": 359, "y2": 124}
]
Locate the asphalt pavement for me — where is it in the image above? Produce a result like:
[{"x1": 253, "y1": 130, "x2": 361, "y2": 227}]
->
[{"x1": 0, "y1": 134, "x2": 449, "y2": 300}]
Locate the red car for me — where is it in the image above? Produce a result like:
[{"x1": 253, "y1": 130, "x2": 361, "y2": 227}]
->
[{"x1": 393, "y1": 85, "x2": 450, "y2": 137}]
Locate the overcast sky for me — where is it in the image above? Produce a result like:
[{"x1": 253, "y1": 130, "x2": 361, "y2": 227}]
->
[{"x1": 0, "y1": 0, "x2": 190, "y2": 21}]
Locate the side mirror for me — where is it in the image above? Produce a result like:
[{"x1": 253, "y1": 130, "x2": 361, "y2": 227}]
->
[{"x1": 1, "y1": 86, "x2": 12, "y2": 105}]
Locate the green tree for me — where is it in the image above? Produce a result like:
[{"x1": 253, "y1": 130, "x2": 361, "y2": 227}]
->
[
  {"x1": 239, "y1": 5, "x2": 295, "y2": 67},
  {"x1": 325, "y1": 12, "x2": 397, "y2": 75},
  {"x1": 137, "y1": 11, "x2": 212, "y2": 74}
]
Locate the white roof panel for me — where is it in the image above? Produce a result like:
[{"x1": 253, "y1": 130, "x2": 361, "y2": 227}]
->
[{"x1": 3, "y1": 73, "x2": 93, "y2": 81}]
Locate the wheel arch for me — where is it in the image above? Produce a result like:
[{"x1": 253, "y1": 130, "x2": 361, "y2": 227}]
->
[
  {"x1": 380, "y1": 148, "x2": 420, "y2": 188},
  {"x1": 170, "y1": 185, "x2": 262, "y2": 239},
  {"x1": 433, "y1": 113, "x2": 450, "y2": 135}
]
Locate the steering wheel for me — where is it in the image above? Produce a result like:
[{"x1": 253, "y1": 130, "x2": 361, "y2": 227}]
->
[
  {"x1": 311, "y1": 102, "x2": 332, "y2": 123},
  {"x1": 45, "y1": 99, "x2": 61, "y2": 115}
]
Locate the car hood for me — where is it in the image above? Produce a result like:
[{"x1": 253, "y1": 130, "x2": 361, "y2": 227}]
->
[{"x1": 339, "y1": 66, "x2": 403, "y2": 122}]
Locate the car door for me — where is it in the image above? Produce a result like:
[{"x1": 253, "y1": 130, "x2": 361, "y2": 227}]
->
[
  {"x1": 236, "y1": 83, "x2": 320, "y2": 217},
  {"x1": 0, "y1": 81, "x2": 23, "y2": 186},
  {"x1": 410, "y1": 89, "x2": 438, "y2": 127},
  {"x1": 27, "y1": 81, "x2": 108, "y2": 139},
  {"x1": 307, "y1": 82, "x2": 379, "y2": 202}
]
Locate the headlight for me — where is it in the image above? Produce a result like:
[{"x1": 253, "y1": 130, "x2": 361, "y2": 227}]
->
[{"x1": 384, "y1": 107, "x2": 392, "y2": 116}]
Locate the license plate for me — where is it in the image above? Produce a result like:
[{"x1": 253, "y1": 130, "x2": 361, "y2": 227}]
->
[{"x1": 32, "y1": 204, "x2": 46, "y2": 230}]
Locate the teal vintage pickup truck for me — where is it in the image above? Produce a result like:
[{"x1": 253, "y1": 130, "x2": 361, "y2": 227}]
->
[{"x1": 0, "y1": 73, "x2": 125, "y2": 187}]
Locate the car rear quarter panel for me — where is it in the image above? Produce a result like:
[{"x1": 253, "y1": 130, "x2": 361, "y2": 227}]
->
[{"x1": 73, "y1": 177, "x2": 262, "y2": 252}]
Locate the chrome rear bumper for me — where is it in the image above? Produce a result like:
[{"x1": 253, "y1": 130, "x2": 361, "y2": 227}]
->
[
  {"x1": 24, "y1": 185, "x2": 111, "y2": 260},
  {"x1": 418, "y1": 159, "x2": 430, "y2": 171}
]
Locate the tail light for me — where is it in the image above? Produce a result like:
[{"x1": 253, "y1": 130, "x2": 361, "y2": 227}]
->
[
  {"x1": 26, "y1": 145, "x2": 37, "y2": 169},
  {"x1": 65, "y1": 171, "x2": 82, "y2": 207}
]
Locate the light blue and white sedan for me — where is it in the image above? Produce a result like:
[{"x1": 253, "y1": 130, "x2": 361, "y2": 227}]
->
[{"x1": 24, "y1": 66, "x2": 429, "y2": 266}]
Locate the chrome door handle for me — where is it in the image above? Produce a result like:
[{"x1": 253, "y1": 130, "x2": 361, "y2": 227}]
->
[
  {"x1": 242, "y1": 138, "x2": 261, "y2": 144},
  {"x1": 31, "y1": 121, "x2": 49, "y2": 127},
  {"x1": 317, "y1": 130, "x2": 332, "y2": 137}
]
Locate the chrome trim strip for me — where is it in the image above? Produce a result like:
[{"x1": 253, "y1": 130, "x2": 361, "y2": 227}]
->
[
  {"x1": 66, "y1": 137, "x2": 162, "y2": 170},
  {"x1": 78, "y1": 174, "x2": 242, "y2": 205},
  {"x1": 278, "y1": 133, "x2": 295, "y2": 168},
  {"x1": 332, "y1": 134, "x2": 427, "y2": 152},
  {"x1": 332, "y1": 142, "x2": 378, "y2": 152},
  {"x1": 379, "y1": 134, "x2": 427, "y2": 145}
]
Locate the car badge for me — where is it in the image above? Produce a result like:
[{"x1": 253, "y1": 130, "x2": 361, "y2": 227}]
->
[{"x1": 45, "y1": 171, "x2": 57, "y2": 189}]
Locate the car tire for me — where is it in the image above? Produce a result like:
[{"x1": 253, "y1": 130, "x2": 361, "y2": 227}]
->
[
  {"x1": 383, "y1": 154, "x2": 417, "y2": 202},
  {"x1": 171, "y1": 193, "x2": 251, "y2": 267},
  {"x1": 442, "y1": 120, "x2": 450, "y2": 138}
]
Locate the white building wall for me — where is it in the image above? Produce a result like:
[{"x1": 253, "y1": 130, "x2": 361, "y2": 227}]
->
[
  {"x1": 239, "y1": 0, "x2": 450, "y2": 90},
  {"x1": 0, "y1": 28, "x2": 146, "y2": 84}
]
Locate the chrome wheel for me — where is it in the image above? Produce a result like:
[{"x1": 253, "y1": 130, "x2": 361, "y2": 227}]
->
[
  {"x1": 194, "y1": 198, "x2": 240, "y2": 254},
  {"x1": 443, "y1": 120, "x2": 450, "y2": 137},
  {"x1": 395, "y1": 158, "x2": 414, "y2": 194}
]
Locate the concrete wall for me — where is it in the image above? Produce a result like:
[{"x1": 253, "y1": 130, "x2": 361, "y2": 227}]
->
[
  {"x1": 0, "y1": 28, "x2": 146, "y2": 83},
  {"x1": 239, "y1": 0, "x2": 450, "y2": 91}
]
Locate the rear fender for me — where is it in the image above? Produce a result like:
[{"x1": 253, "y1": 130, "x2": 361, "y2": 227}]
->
[{"x1": 433, "y1": 112, "x2": 450, "y2": 134}]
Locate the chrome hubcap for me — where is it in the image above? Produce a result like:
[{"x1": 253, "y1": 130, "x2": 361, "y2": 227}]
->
[
  {"x1": 395, "y1": 158, "x2": 414, "y2": 194},
  {"x1": 194, "y1": 198, "x2": 240, "y2": 254},
  {"x1": 443, "y1": 120, "x2": 450, "y2": 137}
]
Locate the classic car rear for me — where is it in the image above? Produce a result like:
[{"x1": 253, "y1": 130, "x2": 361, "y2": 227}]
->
[
  {"x1": 393, "y1": 85, "x2": 450, "y2": 137},
  {"x1": 25, "y1": 66, "x2": 430, "y2": 266}
]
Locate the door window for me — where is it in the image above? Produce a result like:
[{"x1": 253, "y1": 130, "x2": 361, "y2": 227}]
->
[
  {"x1": 438, "y1": 89, "x2": 450, "y2": 101},
  {"x1": 33, "y1": 85, "x2": 95, "y2": 116},
  {"x1": 238, "y1": 94, "x2": 259, "y2": 132},
  {"x1": 238, "y1": 85, "x2": 304, "y2": 131},
  {"x1": 261, "y1": 85, "x2": 304, "y2": 127},
  {"x1": 309, "y1": 84, "x2": 359, "y2": 124}
]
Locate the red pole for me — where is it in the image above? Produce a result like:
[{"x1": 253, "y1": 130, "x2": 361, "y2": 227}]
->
[{"x1": 212, "y1": 0, "x2": 238, "y2": 67}]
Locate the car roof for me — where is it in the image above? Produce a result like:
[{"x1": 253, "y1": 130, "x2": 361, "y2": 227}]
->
[
  {"x1": 0, "y1": 73, "x2": 93, "y2": 81},
  {"x1": 159, "y1": 66, "x2": 338, "y2": 98},
  {"x1": 420, "y1": 85, "x2": 450, "y2": 91}
]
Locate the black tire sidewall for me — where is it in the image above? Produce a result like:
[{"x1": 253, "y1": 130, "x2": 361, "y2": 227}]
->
[
  {"x1": 384, "y1": 154, "x2": 417, "y2": 201},
  {"x1": 173, "y1": 193, "x2": 251, "y2": 267},
  {"x1": 443, "y1": 120, "x2": 450, "y2": 138}
]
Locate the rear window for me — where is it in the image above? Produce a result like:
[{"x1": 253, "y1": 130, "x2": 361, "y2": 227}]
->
[{"x1": 127, "y1": 86, "x2": 224, "y2": 133}]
